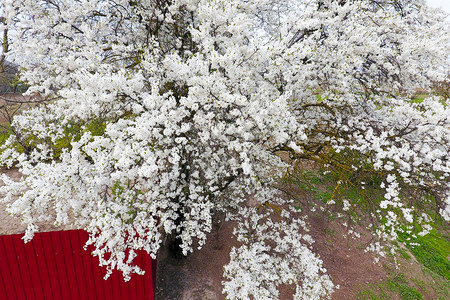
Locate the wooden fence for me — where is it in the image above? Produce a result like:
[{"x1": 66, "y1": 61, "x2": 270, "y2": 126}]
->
[{"x1": 0, "y1": 230, "x2": 156, "y2": 300}]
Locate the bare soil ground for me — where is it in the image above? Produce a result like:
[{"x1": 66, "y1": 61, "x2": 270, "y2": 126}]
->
[
  {"x1": 155, "y1": 180, "x2": 391, "y2": 300},
  {"x1": 0, "y1": 168, "x2": 28, "y2": 235},
  {"x1": 0, "y1": 93, "x2": 34, "y2": 125},
  {"x1": 155, "y1": 158, "x2": 448, "y2": 300},
  {"x1": 156, "y1": 218, "x2": 239, "y2": 300},
  {"x1": 0, "y1": 168, "x2": 74, "y2": 235},
  {"x1": 155, "y1": 212, "x2": 391, "y2": 300}
]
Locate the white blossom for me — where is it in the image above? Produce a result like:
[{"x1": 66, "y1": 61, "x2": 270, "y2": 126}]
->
[{"x1": 0, "y1": 0, "x2": 449, "y2": 298}]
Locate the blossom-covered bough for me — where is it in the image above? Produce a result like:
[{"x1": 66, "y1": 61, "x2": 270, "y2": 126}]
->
[{"x1": 0, "y1": 0, "x2": 449, "y2": 299}]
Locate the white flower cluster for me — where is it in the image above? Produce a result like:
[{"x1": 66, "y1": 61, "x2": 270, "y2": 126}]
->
[
  {"x1": 0, "y1": 0, "x2": 449, "y2": 298},
  {"x1": 223, "y1": 207, "x2": 334, "y2": 300}
]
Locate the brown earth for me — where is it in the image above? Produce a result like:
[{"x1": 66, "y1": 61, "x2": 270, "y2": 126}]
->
[
  {"x1": 155, "y1": 217, "x2": 391, "y2": 300},
  {"x1": 155, "y1": 190, "x2": 391, "y2": 300},
  {"x1": 0, "y1": 168, "x2": 25, "y2": 234},
  {"x1": 155, "y1": 217, "x2": 239, "y2": 300},
  {"x1": 0, "y1": 93, "x2": 34, "y2": 125},
  {"x1": 155, "y1": 159, "x2": 392, "y2": 300},
  {"x1": 0, "y1": 168, "x2": 74, "y2": 235}
]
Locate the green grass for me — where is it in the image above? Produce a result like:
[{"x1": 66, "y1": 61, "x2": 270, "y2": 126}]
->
[
  {"x1": 422, "y1": 267, "x2": 450, "y2": 299},
  {"x1": 397, "y1": 230, "x2": 450, "y2": 280},
  {"x1": 357, "y1": 228, "x2": 450, "y2": 300},
  {"x1": 410, "y1": 92, "x2": 447, "y2": 106},
  {"x1": 387, "y1": 274, "x2": 423, "y2": 300},
  {"x1": 0, "y1": 128, "x2": 11, "y2": 145},
  {"x1": 358, "y1": 287, "x2": 390, "y2": 300},
  {"x1": 397, "y1": 248, "x2": 411, "y2": 260},
  {"x1": 315, "y1": 190, "x2": 333, "y2": 203},
  {"x1": 411, "y1": 94, "x2": 428, "y2": 103},
  {"x1": 358, "y1": 274, "x2": 424, "y2": 300}
]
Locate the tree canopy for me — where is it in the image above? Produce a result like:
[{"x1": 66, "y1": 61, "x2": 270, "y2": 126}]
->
[{"x1": 0, "y1": 1, "x2": 449, "y2": 299}]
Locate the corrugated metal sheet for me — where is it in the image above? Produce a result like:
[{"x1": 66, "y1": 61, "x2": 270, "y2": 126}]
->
[{"x1": 0, "y1": 230, "x2": 155, "y2": 300}]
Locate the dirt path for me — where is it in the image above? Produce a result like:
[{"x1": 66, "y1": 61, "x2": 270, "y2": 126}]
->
[
  {"x1": 156, "y1": 219, "x2": 238, "y2": 300},
  {"x1": 155, "y1": 210, "x2": 390, "y2": 300}
]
